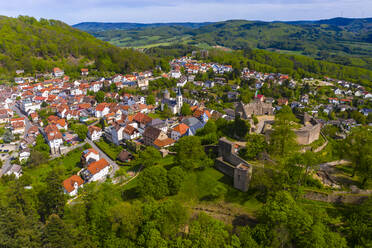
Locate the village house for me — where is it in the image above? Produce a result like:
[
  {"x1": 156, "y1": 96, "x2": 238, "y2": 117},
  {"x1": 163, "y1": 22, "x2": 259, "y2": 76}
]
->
[
  {"x1": 105, "y1": 124, "x2": 125, "y2": 145},
  {"x1": 63, "y1": 175, "x2": 84, "y2": 197},
  {"x1": 88, "y1": 126, "x2": 103, "y2": 141},
  {"x1": 123, "y1": 125, "x2": 141, "y2": 140},
  {"x1": 53, "y1": 67, "x2": 64, "y2": 78},
  {"x1": 44, "y1": 125, "x2": 63, "y2": 154},
  {"x1": 171, "y1": 123, "x2": 189, "y2": 141},
  {"x1": 81, "y1": 68, "x2": 89, "y2": 76},
  {"x1": 81, "y1": 148, "x2": 100, "y2": 166},
  {"x1": 19, "y1": 148, "x2": 31, "y2": 162},
  {"x1": 143, "y1": 126, "x2": 168, "y2": 146},
  {"x1": 81, "y1": 158, "x2": 110, "y2": 182},
  {"x1": 117, "y1": 150, "x2": 133, "y2": 163},
  {"x1": 95, "y1": 103, "x2": 110, "y2": 118}
]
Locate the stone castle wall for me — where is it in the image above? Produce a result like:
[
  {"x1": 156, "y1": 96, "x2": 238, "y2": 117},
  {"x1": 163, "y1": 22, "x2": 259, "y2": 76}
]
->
[
  {"x1": 294, "y1": 123, "x2": 321, "y2": 145},
  {"x1": 215, "y1": 138, "x2": 253, "y2": 192}
]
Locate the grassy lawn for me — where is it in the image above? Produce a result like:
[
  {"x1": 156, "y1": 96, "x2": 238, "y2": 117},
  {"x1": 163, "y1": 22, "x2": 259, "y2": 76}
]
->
[
  {"x1": 120, "y1": 155, "x2": 262, "y2": 216},
  {"x1": 147, "y1": 112, "x2": 163, "y2": 119},
  {"x1": 95, "y1": 139, "x2": 122, "y2": 161},
  {"x1": 173, "y1": 167, "x2": 262, "y2": 214},
  {"x1": 23, "y1": 147, "x2": 84, "y2": 188}
]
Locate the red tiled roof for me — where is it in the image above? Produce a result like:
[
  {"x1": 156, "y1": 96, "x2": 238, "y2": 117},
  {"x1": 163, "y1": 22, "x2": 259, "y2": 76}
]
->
[
  {"x1": 87, "y1": 158, "x2": 109, "y2": 175},
  {"x1": 173, "y1": 123, "x2": 189, "y2": 135},
  {"x1": 153, "y1": 138, "x2": 176, "y2": 148},
  {"x1": 96, "y1": 103, "x2": 108, "y2": 112},
  {"x1": 63, "y1": 175, "x2": 84, "y2": 193},
  {"x1": 133, "y1": 112, "x2": 152, "y2": 124}
]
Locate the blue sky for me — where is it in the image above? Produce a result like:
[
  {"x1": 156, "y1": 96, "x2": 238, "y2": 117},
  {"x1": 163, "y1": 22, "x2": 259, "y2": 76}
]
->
[{"x1": 0, "y1": 0, "x2": 371, "y2": 24}]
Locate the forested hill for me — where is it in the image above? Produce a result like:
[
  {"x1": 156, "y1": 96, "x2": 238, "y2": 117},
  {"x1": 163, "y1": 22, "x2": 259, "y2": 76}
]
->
[
  {"x1": 0, "y1": 16, "x2": 154, "y2": 77},
  {"x1": 73, "y1": 22, "x2": 214, "y2": 32},
  {"x1": 79, "y1": 17, "x2": 372, "y2": 71}
]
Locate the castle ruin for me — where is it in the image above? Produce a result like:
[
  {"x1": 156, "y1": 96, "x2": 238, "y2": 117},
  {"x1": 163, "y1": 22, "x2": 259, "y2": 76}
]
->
[
  {"x1": 235, "y1": 100, "x2": 274, "y2": 120},
  {"x1": 215, "y1": 137, "x2": 253, "y2": 192}
]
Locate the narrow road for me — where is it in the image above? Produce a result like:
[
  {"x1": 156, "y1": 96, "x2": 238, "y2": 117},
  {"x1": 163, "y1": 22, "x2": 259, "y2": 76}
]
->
[
  {"x1": 85, "y1": 138, "x2": 120, "y2": 178},
  {"x1": 11, "y1": 104, "x2": 33, "y2": 138}
]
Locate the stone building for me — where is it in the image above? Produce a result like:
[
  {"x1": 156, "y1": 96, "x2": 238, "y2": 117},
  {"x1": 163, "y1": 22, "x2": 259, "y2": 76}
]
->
[
  {"x1": 294, "y1": 113, "x2": 322, "y2": 145},
  {"x1": 235, "y1": 100, "x2": 274, "y2": 119},
  {"x1": 215, "y1": 138, "x2": 253, "y2": 192},
  {"x1": 262, "y1": 113, "x2": 322, "y2": 145}
]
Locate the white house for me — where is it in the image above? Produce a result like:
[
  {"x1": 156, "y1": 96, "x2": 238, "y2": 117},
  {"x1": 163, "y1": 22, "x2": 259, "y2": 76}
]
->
[
  {"x1": 170, "y1": 70, "x2": 182, "y2": 79},
  {"x1": 105, "y1": 125, "x2": 125, "y2": 145},
  {"x1": 53, "y1": 67, "x2": 64, "y2": 77},
  {"x1": 85, "y1": 158, "x2": 110, "y2": 182},
  {"x1": 95, "y1": 103, "x2": 110, "y2": 118},
  {"x1": 63, "y1": 175, "x2": 84, "y2": 196},
  {"x1": 334, "y1": 88, "x2": 343, "y2": 95},
  {"x1": 88, "y1": 126, "x2": 103, "y2": 141},
  {"x1": 81, "y1": 148, "x2": 100, "y2": 165},
  {"x1": 90, "y1": 82, "x2": 102, "y2": 93},
  {"x1": 123, "y1": 125, "x2": 141, "y2": 140},
  {"x1": 20, "y1": 100, "x2": 41, "y2": 114},
  {"x1": 19, "y1": 149, "x2": 30, "y2": 162},
  {"x1": 171, "y1": 123, "x2": 189, "y2": 141},
  {"x1": 177, "y1": 76, "x2": 188, "y2": 87},
  {"x1": 46, "y1": 129, "x2": 63, "y2": 154}
]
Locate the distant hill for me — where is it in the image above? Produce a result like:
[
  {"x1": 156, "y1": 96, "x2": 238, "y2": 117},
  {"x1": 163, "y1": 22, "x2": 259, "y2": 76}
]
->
[
  {"x1": 75, "y1": 17, "x2": 372, "y2": 71},
  {"x1": 73, "y1": 22, "x2": 214, "y2": 32},
  {"x1": 0, "y1": 16, "x2": 154, "y2": 77}
]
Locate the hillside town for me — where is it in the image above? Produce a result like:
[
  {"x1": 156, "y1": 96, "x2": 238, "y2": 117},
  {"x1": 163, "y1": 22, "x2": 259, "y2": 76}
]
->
[{"x1": 0, "y1": 54, "x2": 371, "y2": 197}]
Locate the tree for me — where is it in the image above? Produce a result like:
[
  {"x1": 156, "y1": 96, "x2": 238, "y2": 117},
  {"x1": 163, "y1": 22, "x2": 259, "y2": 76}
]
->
[
  {"x1": 167, "y1": 166, "x2": 185, "y2": 195},
  {"x1": 242, "y1": 134, "x2": 267, "y2": 160},
  {"x1": 108, "y1": 202, "x2": 143, "y2": 241},
  {"x1": 138, "y1": 146, "x2": 162, "y2": 168},
  {"x1": 234, "y1": 115, "x2": 250, "y2": 139},
  {"x1": 0, "y1": 183, "x2": 42, "y2": 247},
  {"x1": 188, "y1": 213, "x2": 230, "y2": 247},
  {"x1": 238, "y1": 226, "x2": 259, "y2": 248},
  {"x1": 3, "y1": 129, "x2": 14, "y2": 143},
  {"x1": 71, "y1": 124, "x2": 88, "y2": 140},
  {"x1": 137, "y1": 166, "x2": 169, "y2": 199},
  {"x1": 38, "y1": 169, "x2": 66, "y2": 221},
  {"x1": 269, "y1": 106, "x2": 298, "y2": 156},
  {"x1": 42, "y1": 214, "x2": 72, "y2": 248},
  {"x1": 161, "y1": 104, "x2": 173, "y2": 119},
  {"x1": 95, "y1": 91, "x2": 105, "y2": 103},
  {"x1": 175, "y1": 136, "x2": 211, "y2": 170},
  {"x1": 284, "y1": 152, "x2": 318, "y2": 197},
  {"x1": 180, "y1": 103, "x2": 192, "y2": 116},
  {"x1": 343, "y1": 126, "x2": 372, "y2": 187},
  {"x1": 146, "y1": 95, "x2": 155, "y2": 105}
]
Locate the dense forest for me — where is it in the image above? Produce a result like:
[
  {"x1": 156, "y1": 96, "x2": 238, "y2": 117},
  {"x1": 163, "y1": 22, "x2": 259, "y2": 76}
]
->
[
  {"x1": 1, "y1": 124, "x2": 371, "y2": 247},
  {"x1": 0, "y1": 16, "x2": 154, "y2": 77},
  {"x1": 73, "y1": 22, "x2": 213, "y2": 32},
  {"x1": 81, "y1": 18, "x2": 372, "y2": 71}
]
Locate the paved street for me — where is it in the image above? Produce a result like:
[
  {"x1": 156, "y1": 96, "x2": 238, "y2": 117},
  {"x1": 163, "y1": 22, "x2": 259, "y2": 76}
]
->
[{"x1": 11, "y1": 104, "x2": 33, "y2": 138}]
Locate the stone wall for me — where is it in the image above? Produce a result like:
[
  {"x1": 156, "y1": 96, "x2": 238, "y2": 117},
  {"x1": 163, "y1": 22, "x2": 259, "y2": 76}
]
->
[
  {"x1": 294, "y1": 123, "x2": 321, "y2": 145},
  {"x1": 236, "y1": 101, "x2": 274, "y2": 120},
  {"x1": 304, "y1": 190, "x2": 370, "y2": 204},
  {"x1": 215, "y1": 138, "x2": 253, "y2": 192},
  {"x1": 215, "y1": 158, "x2": 235, "y2": 177}
]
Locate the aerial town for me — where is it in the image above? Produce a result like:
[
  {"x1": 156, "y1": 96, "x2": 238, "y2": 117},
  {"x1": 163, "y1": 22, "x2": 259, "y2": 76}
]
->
[{"x1": 0, "y1": 54, "x2": 370, "y2": 198}]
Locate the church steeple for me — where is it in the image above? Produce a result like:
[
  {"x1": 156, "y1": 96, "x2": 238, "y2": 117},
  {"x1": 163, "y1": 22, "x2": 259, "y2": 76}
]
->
[{"x1": 176, "y1": 87, "x2": 183, "y2": 111}]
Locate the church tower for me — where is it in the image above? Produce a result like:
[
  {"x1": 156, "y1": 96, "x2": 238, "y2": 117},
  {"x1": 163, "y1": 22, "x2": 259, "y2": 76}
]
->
[{"x1": 176, "y1": 88, "x2": 183, "y2": 112}]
